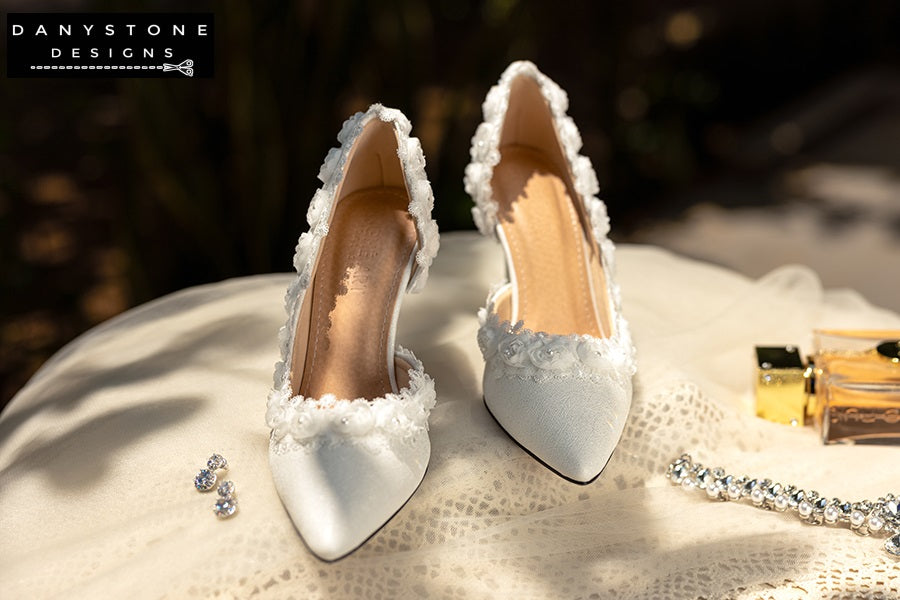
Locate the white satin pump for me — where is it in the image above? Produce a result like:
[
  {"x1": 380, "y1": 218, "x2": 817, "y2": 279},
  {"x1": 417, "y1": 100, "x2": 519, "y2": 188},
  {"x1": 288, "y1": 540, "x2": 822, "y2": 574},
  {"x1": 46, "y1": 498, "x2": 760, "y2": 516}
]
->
[
  {"x1": 465, "y1": 62, "x2": 636, "y2": 483},
  {"x1": 266, "y1": 105, "x2": 440, "y2": 560}
]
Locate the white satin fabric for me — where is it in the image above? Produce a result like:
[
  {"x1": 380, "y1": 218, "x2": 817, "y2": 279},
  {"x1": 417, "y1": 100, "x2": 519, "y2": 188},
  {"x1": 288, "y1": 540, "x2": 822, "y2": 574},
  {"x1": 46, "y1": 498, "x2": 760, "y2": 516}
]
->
[{"x1": 1, "y1": 232, "x2": 898, "y2": 599}]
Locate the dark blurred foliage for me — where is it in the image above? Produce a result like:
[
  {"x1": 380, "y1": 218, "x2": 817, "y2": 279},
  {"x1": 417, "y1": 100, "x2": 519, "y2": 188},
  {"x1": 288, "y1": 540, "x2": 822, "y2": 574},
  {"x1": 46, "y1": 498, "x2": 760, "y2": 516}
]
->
[{"x1": 1, "y1": 0, "x2": 898, "y2": 407}]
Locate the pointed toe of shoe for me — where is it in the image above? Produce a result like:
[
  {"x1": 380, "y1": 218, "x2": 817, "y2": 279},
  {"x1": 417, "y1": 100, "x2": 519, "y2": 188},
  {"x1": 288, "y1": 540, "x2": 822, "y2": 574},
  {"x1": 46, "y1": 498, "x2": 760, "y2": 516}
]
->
[
  {"x1": 484, "y1": 374, "x2": 632, "y2": 483},
  {"x1": 269, "y1": 433, "x2": 430, "y2": 561},
  {"x1": 292, "y1": 518, "x2": 361, "y2": 563}
]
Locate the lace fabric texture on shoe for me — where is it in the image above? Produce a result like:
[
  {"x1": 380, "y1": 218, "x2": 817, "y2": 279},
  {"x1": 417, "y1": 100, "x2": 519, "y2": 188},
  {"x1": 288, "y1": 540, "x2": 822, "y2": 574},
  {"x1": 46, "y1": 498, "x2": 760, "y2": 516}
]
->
[
  {"x1": 267, "y1": 346, "x2": 435, "y2": 453},
  {"x1": 477, "y1": 311, "x2": 633, "y2": 388}
]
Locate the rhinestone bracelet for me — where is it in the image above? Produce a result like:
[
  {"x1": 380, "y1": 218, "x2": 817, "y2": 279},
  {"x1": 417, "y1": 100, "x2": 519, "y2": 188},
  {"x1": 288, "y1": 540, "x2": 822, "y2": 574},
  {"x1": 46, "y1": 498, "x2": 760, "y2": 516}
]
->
[{"x1": 666, "y1": 454, "x2": 900, "y2": 557}]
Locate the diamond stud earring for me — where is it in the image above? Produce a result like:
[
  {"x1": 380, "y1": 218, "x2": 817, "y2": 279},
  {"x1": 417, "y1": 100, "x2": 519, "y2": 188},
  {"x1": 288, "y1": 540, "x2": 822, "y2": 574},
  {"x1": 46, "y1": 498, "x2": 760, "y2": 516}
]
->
[
  {"x1": 206, "y1": 454, "x2": 228, "y2": 471},
  {"x1": 193, "y1": 453, "x2": 229, "y2": 492},
  {"x1": 214, "y1": 481, "x2": 238, "y2": 518}
]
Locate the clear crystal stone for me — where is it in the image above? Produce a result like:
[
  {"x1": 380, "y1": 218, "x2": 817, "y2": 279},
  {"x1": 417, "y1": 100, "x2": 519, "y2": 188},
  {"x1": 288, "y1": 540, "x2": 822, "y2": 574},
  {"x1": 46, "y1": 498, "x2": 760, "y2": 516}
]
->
[
  {"x1": 207, "y1": 454, "x2": 228, "y2": 471},
  {"x1": 798, "y1": 500, "x2": 813, "y2": 518},
  {"x1": 194, "y1": 469, "x2": 216, "y2": 492},
  {"x1": 217, "y1": 481, "x2": 235, "y2": 497},
  {"x1": 789, "y1": 490, "x2": 805, "y2": 508},
  {"x1": 697, "y1": 468, "x2": 710, "y2": 489},
  {"x1": 885, "y1": 533, "x2": 900, "y2": 556},
  {"x1": 213, "y1": 497, "x2": 238, "y2": 518}
]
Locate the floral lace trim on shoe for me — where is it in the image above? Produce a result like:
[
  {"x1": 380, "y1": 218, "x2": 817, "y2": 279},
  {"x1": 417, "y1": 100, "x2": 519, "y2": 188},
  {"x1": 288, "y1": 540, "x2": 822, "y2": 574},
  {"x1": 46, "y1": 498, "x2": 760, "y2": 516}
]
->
[
  {"x1": 477, "y1": 309, "x2": 636, "y2": 386},
  {"x1": 275, "y1": 104, "x2": 440, "y2": 387},
  {"x1": 291, "y1": 103, "x2": 438, "y2": 302},
  {"x1": 267, "y1": 347, "x2": 436, "y2": 453},
  {"x1": 463, "y1": 60, "x2": 610, "y2": 244}
]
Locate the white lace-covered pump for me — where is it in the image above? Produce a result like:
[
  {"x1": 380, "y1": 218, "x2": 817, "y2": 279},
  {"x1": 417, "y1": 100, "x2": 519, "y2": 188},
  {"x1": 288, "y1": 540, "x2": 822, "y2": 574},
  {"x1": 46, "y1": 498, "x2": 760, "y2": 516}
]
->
[
  {"x1": 266, "y1": 105, "x2": 439, "y2": 560},
  {"x1": 465, "y1": 61, "x2": 636, "y2": 483}
]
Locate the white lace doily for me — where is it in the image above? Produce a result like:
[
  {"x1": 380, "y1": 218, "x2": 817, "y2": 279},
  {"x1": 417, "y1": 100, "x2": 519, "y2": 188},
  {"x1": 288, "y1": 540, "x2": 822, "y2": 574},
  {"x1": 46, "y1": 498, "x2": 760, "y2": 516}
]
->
[{"x1": 1, "y1": 233, "x2": 898, "y2": 599}]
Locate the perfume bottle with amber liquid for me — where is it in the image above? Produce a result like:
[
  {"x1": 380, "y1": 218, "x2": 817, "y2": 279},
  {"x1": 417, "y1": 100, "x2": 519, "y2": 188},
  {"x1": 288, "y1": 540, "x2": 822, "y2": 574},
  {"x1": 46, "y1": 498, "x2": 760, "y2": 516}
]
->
[{"x1": 755, "y1": 330, "x2": 900, "y2": 444}]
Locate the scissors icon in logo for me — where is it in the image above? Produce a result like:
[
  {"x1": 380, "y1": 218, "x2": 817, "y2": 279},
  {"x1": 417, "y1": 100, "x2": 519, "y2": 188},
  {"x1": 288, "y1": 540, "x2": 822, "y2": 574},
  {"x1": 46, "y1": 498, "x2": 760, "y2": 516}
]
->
[{"x1": 162, "y1": 59, "x2": 194, "y2": 77}]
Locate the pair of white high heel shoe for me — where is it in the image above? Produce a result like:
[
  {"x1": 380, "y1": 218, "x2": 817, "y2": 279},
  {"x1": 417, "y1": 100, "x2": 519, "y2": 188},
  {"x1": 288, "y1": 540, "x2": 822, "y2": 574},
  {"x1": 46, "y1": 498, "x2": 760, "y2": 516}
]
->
[{"x1": 265, "y1": 61, "x2": 636, "y2": 561}]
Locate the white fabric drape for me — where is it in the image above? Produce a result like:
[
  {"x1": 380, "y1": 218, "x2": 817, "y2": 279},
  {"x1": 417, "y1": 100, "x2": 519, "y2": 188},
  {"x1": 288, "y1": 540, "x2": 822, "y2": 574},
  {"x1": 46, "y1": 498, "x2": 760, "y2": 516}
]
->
[{"x1": 2, "y1": 232, "x2": 898, "y2": 599}]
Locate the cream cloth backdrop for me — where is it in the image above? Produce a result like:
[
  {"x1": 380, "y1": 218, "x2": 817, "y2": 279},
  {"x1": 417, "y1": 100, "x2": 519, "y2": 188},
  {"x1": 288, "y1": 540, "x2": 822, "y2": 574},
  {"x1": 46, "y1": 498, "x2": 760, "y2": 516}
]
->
[{"x1": 1, "y1": 232, "x2": 898, "y2": 599}]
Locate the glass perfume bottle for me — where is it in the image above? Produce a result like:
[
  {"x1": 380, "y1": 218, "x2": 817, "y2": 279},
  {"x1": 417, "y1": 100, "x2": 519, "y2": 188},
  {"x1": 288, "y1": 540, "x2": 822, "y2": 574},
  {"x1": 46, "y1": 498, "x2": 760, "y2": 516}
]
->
[
  {"x1": 813, "y1": 330, "x2": 900, "y2": 443},
  {"x1": 755, "y1": 329, "x2": 900, "y2": 444}
]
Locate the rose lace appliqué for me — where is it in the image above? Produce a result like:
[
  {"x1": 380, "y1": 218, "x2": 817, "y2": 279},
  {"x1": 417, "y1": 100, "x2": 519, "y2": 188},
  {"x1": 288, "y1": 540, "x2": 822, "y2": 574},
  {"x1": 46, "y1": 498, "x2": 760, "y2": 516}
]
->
[{"x1": 477, "y1": 309, "x2": 636, "y2": 388}]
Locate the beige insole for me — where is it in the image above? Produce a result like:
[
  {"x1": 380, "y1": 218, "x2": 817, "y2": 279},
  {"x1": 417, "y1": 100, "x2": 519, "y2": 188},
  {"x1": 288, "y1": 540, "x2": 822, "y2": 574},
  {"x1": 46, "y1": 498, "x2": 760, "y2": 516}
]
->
[
  {"x1": 493, "y1": 144, "x2": 610, "y2": 338},
  {"x1": 292, "y1": 187, "x2": 417, "y2": 400}
]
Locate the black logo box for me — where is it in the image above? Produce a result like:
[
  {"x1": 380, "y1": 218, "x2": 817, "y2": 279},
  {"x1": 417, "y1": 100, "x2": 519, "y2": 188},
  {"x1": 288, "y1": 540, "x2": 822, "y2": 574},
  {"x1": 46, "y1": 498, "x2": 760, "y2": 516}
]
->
[{"x1": 6, "y1": 13, "x2": 214, "y2": 78}]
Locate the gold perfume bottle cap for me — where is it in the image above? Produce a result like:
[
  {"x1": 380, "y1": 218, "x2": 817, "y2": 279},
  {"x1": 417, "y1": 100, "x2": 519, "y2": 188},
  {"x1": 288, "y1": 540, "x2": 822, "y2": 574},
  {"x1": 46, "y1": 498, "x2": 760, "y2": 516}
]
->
[{"x1": 754, "y1": 346, "x2": 810, "y2": 426}]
